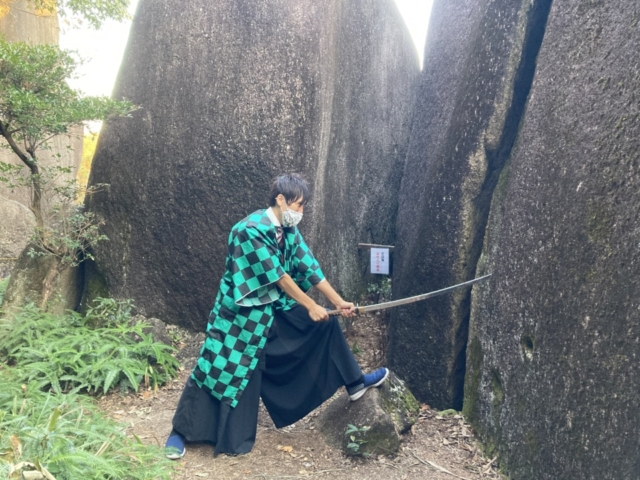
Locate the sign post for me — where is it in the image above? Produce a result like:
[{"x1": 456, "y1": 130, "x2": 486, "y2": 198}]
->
[
  {"x1": 370, "y1": 247, "x2": 390, "y2": 275},
  {"x1": 358, "y1": 243, "x2": 394, "y2": 276}
]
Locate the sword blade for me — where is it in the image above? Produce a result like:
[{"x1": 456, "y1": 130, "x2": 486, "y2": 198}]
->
[{"x1": 326, "y1": 274, "x2": 491, "y2": 316}]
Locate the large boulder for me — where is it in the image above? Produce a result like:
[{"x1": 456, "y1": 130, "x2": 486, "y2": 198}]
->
[
  {"x1": 84, "y1": 0, "x2": 418, "y2": 329},
  {"x1": 388, "y1": 0, "x2": 551, "y2": 409},
  {"x1": 316, "y1": 371, "x2": 419, "y2": 456},
  {"x1": 3, "y1": 244, "x2": 82, "y2": 314},
  {"x1": 464, "y1": 1, "x2": 640, "y2": 478},
  {"x1": 0, "y1": 196, "x2": 35, "y2": 277}
]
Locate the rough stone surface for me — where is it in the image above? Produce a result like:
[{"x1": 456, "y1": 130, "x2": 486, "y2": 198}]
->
[
  {"x1": 317, "y1": 371, "x2": 419, "y2": 456},
  {"x1": 85, "y1": 0, "x2": 418, "y2": 330},
  {"x1": 388, "y1": 0, "x2": 550, "y2": 410},
  {"x1": 130, "y1": 314, "x2": 174, "y2": 347},
  {"x1": 0, "y1": 195, "x2": 35, "y2": 267},
  {"x1": 0, "y1": 0, "x2": 59, "y2": 44},
  {"x1": 3, "y1": 244, "x2": 83, "y2": 314},
  {"x1": 464, "y1": 1, "x2": 640, "y2": 479}
]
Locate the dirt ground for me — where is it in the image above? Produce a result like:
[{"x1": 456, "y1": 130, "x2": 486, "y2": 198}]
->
[{"x1": 98, "y1": 312, "x2": 503, "y2": 480}]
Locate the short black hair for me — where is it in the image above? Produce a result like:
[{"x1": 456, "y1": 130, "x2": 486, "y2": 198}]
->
[{"x1": 268, "y1": 173, "x2": 310, "y2": 206}]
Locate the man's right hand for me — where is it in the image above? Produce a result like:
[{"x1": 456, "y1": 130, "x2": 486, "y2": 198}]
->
[{"x1": 308, "y1": 303, "x2": 330, "y2": 322}]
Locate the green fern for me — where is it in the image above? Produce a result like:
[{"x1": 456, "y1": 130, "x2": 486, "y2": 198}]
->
[
  {"x1": 0, "y1": 298, "x2": 180, "y2": 478},
  {"x1": 0, "y1": 367, "x2": 176, "y2": 479},
  {"x1": 0, "y1": 299, "x2": 179, "y2": 395}
]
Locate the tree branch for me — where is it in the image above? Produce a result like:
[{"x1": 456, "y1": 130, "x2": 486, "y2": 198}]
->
[
  {"x1": 36, "y1": 130, "x2": 75, "y2": 151},
  {"x1": 0, "y1": 120, "x2": 36, "y2": 172}
]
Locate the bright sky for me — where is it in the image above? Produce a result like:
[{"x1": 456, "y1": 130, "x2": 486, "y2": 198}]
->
[{"x1": 59, "y1": 0, "x2": 433, "y2": 98}]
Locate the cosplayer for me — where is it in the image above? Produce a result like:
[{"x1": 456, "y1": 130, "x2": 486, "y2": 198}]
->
[{"x1": 165, "y1": 173, "x2": 388, "y2": 458}]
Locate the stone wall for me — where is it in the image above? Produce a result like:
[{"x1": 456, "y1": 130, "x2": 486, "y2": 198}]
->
[
  {"x1": 388, "y1": 0, "x2": 551, "y2": 410},
  {"x1": 465, "y1": 1, "x2": 640, "y2": 478},
  {"x1": 387, "y1": 0, "x2": 640, "y2": 477},
  {"x1": 84, "y1": 0, "x2": 418, "y2": 329}
]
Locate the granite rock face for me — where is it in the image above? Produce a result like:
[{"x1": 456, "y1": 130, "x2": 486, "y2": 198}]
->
[
  {"x1": 464, "y1": 1, "x2": 640, "y2": 478},
  {"x1": 3, "y1": 244, "x2": 83, "y2": 314},
  {"x1": 388, "y1": 0, "x2": 552, "y2": 409},
  {"x1": 387, "y1": 0, "x2": 640, "y2": 477},
  {"x1": 0, "y1": 196, "x2": 35, "y2": 276},
  {"x1": 85, "y1": 0, "x2": 418, "y2": 329},
  {"x1": 305, "y1": 1, "x2": 418, "y2": 301}
]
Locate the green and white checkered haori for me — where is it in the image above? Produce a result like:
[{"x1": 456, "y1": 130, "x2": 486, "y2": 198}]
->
[{"x1": 191, "y1": 209, "x2": 325, "y2": 407}]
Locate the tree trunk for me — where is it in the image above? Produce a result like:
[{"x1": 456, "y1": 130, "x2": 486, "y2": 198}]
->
[{"x1": 31, "y1": 170, "x2": 45, "y2": 230}]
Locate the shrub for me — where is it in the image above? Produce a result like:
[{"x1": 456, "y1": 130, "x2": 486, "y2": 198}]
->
[
  {"x1": 0, "y1": 366, "x2": 177, "y2": 479},
  {"x1": 0, "y1": 298, "x2": 179, "y2": 395}
]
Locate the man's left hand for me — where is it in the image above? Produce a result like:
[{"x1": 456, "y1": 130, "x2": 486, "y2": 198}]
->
[{"x1": 336, "y1": 301, "x2": 357, "y2": 318}]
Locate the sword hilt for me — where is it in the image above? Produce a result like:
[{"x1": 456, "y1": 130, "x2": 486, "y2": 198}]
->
[{"x1": 326, "y1": 307, "x2": 360, "y2": 316}]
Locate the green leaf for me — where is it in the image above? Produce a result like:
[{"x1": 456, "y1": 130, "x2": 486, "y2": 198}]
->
[
  {"x1": 47, "y1": 406, "x2": 61, "y2": 432},
  {"x1": 102, "y1": 369, "x2": 120, "y2": 394},
  {"x1": 345, "y1": 424, "x2": 359, "y2": 435}
]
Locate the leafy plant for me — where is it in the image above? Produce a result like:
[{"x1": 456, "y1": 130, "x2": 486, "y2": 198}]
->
[
  {"x1": 366, "y1": 278, "x2": 392, "y2": 303},
  {"x1": 0, "y1": 38, "x2": 134, "y2": 307},
  {"x1": 0, "y1": 298, "x2": 179, "y2": 395},
  {"x1": 30, "y1": 0, "x2": 131, "y2": 29},
  {"x1": 0, "y1": 38, "x2": 134, "y2": 231},
  {"x1": 345, "y1": 423, "x2": 371, "y2": 457},
  {"x1": 0, "y1": 366, "x2": 177, "y2": 479}
]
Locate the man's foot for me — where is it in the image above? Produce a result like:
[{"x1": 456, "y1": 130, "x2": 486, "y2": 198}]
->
[
  {"x1": 165, "y1": 430, "x2": 186, "y2": 460},
  {"x1": 348, "y1": 367, "x2": 389, "y2": 401}
]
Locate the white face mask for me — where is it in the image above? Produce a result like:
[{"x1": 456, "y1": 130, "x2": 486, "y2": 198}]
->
[{"x1": 281, "y1": 207, "x2": 303, "y2": 227}]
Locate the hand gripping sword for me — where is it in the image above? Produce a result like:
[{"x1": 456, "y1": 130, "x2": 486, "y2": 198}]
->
[{"x1": 326, "y1": 274, "x2": 491, "y2": 316}]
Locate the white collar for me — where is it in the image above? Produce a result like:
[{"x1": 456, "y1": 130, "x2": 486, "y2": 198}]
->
[{"x1": 266, "y1": 207, "x2": 281, "y2": 227}]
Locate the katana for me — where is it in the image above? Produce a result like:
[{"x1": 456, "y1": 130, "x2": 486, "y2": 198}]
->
[{"x1": 326, "y1": 274, "x2": 492, "y2": 316}]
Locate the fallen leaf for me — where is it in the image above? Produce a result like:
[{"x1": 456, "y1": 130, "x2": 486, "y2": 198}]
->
[
  {"x1": 277, "y1": 445, "x2": 294, "y2": 453},
  {"x1": 10, "y1": 435, "x2": 22, "y2": 456},
  {"x1": 194, "y1": 473, "x2": 208, "y2": 477}
]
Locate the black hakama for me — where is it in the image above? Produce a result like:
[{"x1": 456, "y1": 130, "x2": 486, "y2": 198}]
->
[{"x1": 171, "y1": 305, "x2": 362, "y2": 455}]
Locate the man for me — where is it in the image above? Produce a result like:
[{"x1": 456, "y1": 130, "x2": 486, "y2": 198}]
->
[{"x1": 165, "y1": 173, "x2": 388, "y2": 458}]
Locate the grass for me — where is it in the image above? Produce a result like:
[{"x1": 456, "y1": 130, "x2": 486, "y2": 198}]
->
[
  {"x1": 0, "y1": 299, "x2": 179, "y2": 395},
  {"x1": 0, "y1": 367, "x2": 177, "y2": 479},
  {"x1": 0, "y1": 298, "x2": 180, "y2": 479}
]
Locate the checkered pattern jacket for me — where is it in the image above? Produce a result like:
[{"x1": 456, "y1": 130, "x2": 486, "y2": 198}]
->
[{"x1": 191, "y1": 209, "x2": 325, "y2": 407}]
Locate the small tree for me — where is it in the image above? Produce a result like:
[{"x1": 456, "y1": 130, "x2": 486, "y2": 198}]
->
[
  {"x1": 0, "y1": 38, "x2": 133, "y2": 228},
  {"x1": 0, "y1": 38, "x2": 133, "y2": 306}
]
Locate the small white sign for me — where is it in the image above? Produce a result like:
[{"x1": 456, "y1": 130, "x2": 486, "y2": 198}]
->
[{"x1": 370, "y1": 248, "x2": 390, "y2": 275}]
